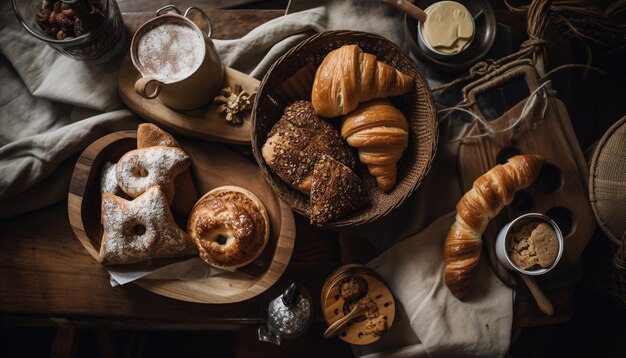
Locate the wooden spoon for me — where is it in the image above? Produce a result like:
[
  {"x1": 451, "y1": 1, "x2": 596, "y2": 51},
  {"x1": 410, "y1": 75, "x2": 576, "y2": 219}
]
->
[
  {"x1": 382, "y1": 0, "x2": 427, "y2": 22},
  {"x1": 324, "y1": 302, "x2": 366, "y2": 338},
  {"x1": 518, "y1": 274, "x2": 554, "y2": 316}
]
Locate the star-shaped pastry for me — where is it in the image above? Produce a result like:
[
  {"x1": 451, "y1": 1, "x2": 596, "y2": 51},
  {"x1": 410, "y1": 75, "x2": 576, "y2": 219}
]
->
[
  {"x1": 99, "y1": 186, "x2": 197, "y2": 265},
  {"x1": 116, "y1": 146, "x2": 190, "y2": 203}
]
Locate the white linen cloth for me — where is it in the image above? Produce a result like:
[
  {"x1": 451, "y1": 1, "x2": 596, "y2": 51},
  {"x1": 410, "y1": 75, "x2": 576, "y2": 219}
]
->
[
  {"x1": 0, "y1": 0, "x2": 513, "y2": 356},
  {"x1": 354, "y1": 213, "x2": 513, "y2": 358}
]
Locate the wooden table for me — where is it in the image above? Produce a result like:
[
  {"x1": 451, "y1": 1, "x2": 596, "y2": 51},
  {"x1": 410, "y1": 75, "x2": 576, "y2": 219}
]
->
[{"x1": 3, "y1": 1, "x2": 623, "y2": 356}]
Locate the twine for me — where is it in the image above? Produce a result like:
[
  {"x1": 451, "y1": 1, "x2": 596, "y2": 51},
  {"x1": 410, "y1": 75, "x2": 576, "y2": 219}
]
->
[
  {"x1": 505, "y1": 0, "x2": 626, "y2": 59},
  {"x1": 614, "y1": 231, "x2": 626, "y2": 271},
  {"x1": 433, "y1": 0, "x2": 618, "y2": 93},
  {"x1": 432, "y1": 0, "x2": 552, "y2": 93},
  {"x1": 436, "y1": 81, "x2": 551, "y2": 143}
]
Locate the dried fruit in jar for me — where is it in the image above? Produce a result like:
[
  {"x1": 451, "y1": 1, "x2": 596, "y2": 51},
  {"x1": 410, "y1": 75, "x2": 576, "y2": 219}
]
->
[{"x1": 35, "y1": 0, "x2": 104, "y2": 40}]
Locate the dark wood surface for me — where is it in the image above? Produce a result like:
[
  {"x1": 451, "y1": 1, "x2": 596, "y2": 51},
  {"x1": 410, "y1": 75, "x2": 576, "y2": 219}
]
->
[
  {"x1": 0, "y1": 6, "x2": 328, "y2": 325},
  {"x1": 2, "y1": 1, "x2": 625, "y2": 356},
  {"x1": 0, "y1": 200, "x2": 339, "y2": 324},
  {"x1": 0, "y1": 0, "x2": 571, "y2": 326}
]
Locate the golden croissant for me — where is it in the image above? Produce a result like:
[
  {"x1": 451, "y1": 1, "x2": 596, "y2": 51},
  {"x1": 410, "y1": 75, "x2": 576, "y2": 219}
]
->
[
  {"x1": 444, "y1": 154, "x2": 545, "y2": 300},
  {"x1": 341, "y1": 99, "x2": 409, "y2": 192},
  {"x1": 311, "y1": 44, "x2": 414, "y2": 118}
]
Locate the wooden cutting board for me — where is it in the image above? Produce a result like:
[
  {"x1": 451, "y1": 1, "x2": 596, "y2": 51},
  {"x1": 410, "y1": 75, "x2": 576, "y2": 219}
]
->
[
  {"x1": 118, "y1": 55, "x2": 259, "y2": 145},
  {"x1": 68, "y1": 131, "x2": 296, "y2": 303},
  {"x1": 457, "y1": 64, "x2": 595, "y2": 287}
]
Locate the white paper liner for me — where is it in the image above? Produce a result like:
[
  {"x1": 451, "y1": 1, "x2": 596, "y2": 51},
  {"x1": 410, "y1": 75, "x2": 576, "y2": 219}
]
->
[{"x1": 107, "y1": 257, "x2": 226, "y2": 286}]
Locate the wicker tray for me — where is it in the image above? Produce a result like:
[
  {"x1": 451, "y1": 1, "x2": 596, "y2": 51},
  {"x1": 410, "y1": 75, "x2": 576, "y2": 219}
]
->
[
  {"x1": 589, "y1": 115, "x2": 626, "y2": 245},
  {"x1": 251, "y1": 31, "x2": 438, "y2": 228}
]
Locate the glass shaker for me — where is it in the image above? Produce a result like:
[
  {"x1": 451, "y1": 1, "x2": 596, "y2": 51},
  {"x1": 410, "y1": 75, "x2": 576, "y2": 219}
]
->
[
  {"x1": 12, "y1": 0, "x2": 125, "y2": 62},
  {"x1": 258, "y1": 283, "x2": 313, "y2": 345}
]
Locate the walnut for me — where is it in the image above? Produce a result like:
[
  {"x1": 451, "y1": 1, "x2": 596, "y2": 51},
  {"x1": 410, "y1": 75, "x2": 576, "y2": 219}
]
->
[
  {"x1": 37, "y1": 0, "x2": 97, "y2": 39},
  {"x1": 214, "y1": 85, "x2": 256, "y2": 125},
  {"x1": 74, "y1": 18, "x2": 85, "y2": 36},
  {"x1": 62, "y1": 3, "x2": 75, "y2": 18}
]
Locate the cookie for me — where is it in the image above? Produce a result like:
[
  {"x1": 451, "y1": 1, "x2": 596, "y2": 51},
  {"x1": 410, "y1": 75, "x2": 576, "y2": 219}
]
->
[
  {"x1": 508, "y1": 221, "x2": 559, "y2": 270},
  {"x1": 530, "y1": 222, "x2": 559, "y2": 268}
]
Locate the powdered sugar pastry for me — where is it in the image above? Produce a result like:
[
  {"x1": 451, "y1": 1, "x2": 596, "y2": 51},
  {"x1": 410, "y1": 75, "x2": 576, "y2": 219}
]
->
[
  {"x1": 116, "y1": 146, "x2": 190, "y2": 203},
  {"x1": 99, "y1": 186, "x2": 197, "y2": 265}
]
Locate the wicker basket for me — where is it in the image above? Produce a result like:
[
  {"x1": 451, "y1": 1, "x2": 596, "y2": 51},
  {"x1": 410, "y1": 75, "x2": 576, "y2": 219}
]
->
[
  {"x1": 589, "y1": 115, "x2": 626, "y2": 245},
  {"x1": 251, "y1": 31, "x2": 438, "y2": 228}
]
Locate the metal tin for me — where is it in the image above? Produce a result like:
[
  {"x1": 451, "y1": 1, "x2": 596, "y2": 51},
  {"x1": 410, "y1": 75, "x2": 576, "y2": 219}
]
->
[{"x1": 495, "y1": 212, "x2": 564, "y2": 275}]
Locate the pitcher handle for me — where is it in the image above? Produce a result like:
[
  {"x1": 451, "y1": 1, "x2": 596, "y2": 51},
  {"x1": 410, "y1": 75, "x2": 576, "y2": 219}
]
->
[
  {"x1": 155, "y1": 5, "x2": 213, "y2": 38},
  {"x1": 184, "y1": 7, "x2": 213, "y2": 38},
  {"x1": 134, "y1": 77, "x2": 161, "y2": 99},
  {"x1": 155, "y1": 4, "x2": 182, "y2": 16}
]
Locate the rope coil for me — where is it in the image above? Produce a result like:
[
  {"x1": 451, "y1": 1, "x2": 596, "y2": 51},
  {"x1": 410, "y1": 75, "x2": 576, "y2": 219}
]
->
[{"x1": 432, "y1": 0, "x2": 614, "y2": 138}]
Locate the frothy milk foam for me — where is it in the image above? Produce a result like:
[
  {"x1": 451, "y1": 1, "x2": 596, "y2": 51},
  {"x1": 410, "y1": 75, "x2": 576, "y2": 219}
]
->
[{"x1": 137, "y1": 23, "x2": 204, "y2": 83}]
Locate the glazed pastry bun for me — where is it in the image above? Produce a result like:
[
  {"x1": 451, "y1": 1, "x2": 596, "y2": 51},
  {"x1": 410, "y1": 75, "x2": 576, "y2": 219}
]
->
[{"x1": 187, "y1": 186, "x2": 270, "y2": 269}]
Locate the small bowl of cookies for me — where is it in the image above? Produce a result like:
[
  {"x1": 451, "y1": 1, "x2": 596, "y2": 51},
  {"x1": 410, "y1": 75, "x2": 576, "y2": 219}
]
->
[
  {"x1": 495, "y1": 213, "x2": 564, "y2": 275},
  {"x1": 252, "y1": 30, "x2": 438, "y2": 228},
  {"x1": 321, "y1": 264, "x2": 395, "y2": 344}
]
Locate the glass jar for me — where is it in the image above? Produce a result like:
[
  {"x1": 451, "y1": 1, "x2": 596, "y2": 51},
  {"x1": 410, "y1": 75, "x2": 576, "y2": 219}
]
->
[{"x1": 12, "y1": 0, "x2": 125, "y2": 62}]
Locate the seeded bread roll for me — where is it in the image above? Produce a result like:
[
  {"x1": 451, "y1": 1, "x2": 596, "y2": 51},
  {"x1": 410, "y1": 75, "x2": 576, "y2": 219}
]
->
[
  {"x1": 309, "y1": 155, "x2": 369, "y2": 226},
  {"x1": 261, "y1": 101, "x2": 355, "y2": 195}
]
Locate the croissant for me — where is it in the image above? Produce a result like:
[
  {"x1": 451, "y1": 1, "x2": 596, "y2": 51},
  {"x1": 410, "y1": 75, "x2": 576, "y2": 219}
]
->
[
  {"x1": 444, "y1": 154, "x2": 545, "y2": 299},
  {"x1": 341, "y1": 100, "x2": 409, "y2": 192},
  {"x1": 311, "y1": 44, "x2": 414, "y2": 118}
]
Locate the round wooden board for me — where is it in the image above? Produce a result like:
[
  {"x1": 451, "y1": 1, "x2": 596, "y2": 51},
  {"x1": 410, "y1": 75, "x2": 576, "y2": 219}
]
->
[
  {"x1": 68, "y1": 131, "x2": 296, "y2": 303},
  {"x1": 321, "y1": 266, "x2": 396, "y2": 345},
  {"x1": 118, "y1": 55, "x2": 259, "y2": 145}
]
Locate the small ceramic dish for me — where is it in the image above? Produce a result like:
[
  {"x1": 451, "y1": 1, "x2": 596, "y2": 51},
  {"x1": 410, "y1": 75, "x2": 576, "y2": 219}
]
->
[
  {"x1": 416, "y1": 1, "x2": 476, "y2": 59},
  {"x1": 495, "y1": 213, "x2": 564, "y2": 276},
  {"x1": 321, "y1": 264, "x2": 395, "y2": 345},
  {"x1": 405, "y1": 0, "x2": 496, "y2": 72}
]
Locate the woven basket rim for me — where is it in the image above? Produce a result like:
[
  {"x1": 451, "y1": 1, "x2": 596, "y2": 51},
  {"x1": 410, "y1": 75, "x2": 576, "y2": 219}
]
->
[
  {"x1": 589, "y1": 115, "x2": 626, "y2": 245},
  {"x1": 251, "y1": 30, "x2": 438, "y2": 228}
]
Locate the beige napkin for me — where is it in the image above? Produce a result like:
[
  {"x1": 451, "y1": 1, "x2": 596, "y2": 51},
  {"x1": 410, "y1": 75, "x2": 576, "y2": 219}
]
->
[
  {"x1": 352, "y1": 213, "x2": 513, "y2": 358},
  {"x1": 0, "y1": 3, "x2": 327, "y2": 218}
]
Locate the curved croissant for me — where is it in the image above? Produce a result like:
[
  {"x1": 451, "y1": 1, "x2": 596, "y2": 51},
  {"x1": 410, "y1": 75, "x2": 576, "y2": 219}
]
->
[
  {"x1": 341, "y1": 100, "x2": 409, "y2": 192},
  {"x1": 312, "y1": 44, "x2": 414, "y2": 118},
  {"x1": 444, "y1": 154, "x2": 545, "y2": 299}
]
